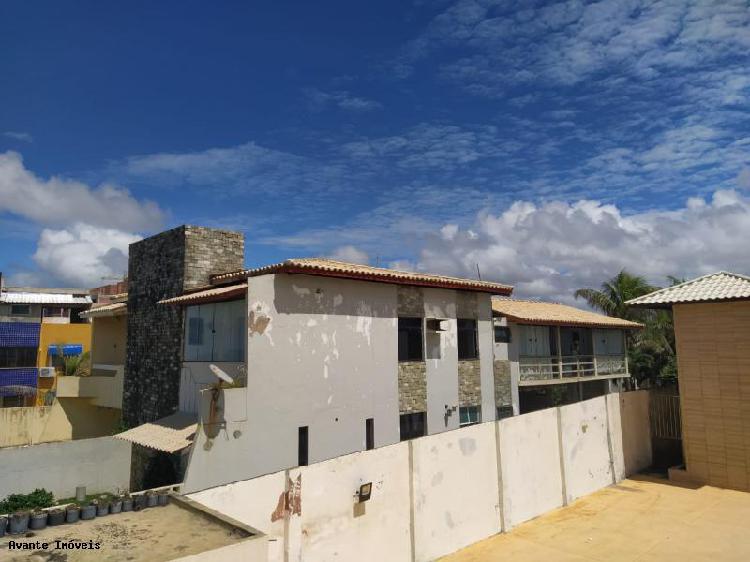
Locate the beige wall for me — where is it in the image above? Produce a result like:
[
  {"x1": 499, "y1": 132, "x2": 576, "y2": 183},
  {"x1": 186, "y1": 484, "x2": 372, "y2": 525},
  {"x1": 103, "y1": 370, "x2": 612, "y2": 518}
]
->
[
  {"x1": 0, "y1": 400, "x2": 120, "y2": 448},
  {"x1": 674, "y1": 301, "x2": 750, "y2": 491},
  {"x1": 91, "y1": 314, "x2": 127, "y2": 365}
]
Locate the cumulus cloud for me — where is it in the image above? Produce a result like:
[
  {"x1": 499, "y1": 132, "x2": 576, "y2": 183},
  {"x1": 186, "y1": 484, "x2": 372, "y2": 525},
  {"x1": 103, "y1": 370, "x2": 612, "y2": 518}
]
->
[
  {"x1": 416, "y1": 189, "x2": 750, "y2": 303},
  {"x1": 0, "y1": 152, "x2": 162, "y2": 286},
  {"x1": 32, "y1": 224, "x2": 140, "y2": 287},
  {"x1": 0, "y1": 151, "x2": 163, "y2": 231},
  {"x1": 328, "y1": 245, "x2": 370, "y2": 264}
]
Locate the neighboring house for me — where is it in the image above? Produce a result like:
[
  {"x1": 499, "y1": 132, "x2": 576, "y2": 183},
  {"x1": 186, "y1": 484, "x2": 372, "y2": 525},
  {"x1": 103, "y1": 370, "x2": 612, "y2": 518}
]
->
[
  {"x1": 492, "y1": 299, "x2": 642, "y2": 415},
  {"x1": 627, "y1": 271, "x2": 750, "y2": 492},
  {"x1": 0, "y1": 283, "x2": 92, "y2": 408}
]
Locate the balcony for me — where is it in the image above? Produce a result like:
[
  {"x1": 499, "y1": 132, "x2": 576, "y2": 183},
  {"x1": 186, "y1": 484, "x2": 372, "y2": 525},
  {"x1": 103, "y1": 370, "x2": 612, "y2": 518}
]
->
[
  {"x1": 56, "y1": 364, "x2": 124, "y2": 409},
  {"x1": 519, "y1": 354, "x2": 628, "y2": 386}
]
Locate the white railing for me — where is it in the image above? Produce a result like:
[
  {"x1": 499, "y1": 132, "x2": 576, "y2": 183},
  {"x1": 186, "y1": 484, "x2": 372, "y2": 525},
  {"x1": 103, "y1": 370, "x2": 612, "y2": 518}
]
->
[{"x1": 519, "y1": 354, "x2": 627, "y2": 384}]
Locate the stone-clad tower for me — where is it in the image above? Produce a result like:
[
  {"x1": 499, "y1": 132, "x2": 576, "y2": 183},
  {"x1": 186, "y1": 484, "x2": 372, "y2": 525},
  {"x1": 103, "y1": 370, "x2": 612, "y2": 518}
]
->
[{"x1": 123, "y1": 226, "x2": 244, "y2": 427}]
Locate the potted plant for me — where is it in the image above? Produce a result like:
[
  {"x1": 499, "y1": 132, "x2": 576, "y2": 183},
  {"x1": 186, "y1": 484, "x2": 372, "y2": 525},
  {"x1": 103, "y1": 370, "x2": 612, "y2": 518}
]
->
[
  {"x1": 80, "y1": 500, "x2": 97, "y2": 520},
  {"x1": 133, "y1": 493, "x2": 147, "y2": 511},
  {"x1": 121, "y1": 493, "x2": 133, "y2": 512},
  {"x1": 48, "y1": 508, "x2": 66, "y2": 526},
  {"x1": 110, "y1": 495, "x2": 123, "y2": 514},
  {"x1": 65, "y1": 503, "x2": 80, "y2": 523},
  {"x1": 29, "y1": 509, "x2": 48, "y2": 530},
  {"x1": 157, "y1": 489, "x2": 169, "y2": 506},
  {"x1": 145, "y1": 490, "x2": 158, "y2": 508},
  {"x1": 0, "y1": 515, "x2": 7, "y2": 537},
  {"x1": 96, "y1": 498, "x2": 110, "y2": 517},
  {"x1": 9, "y1": 510, "x2": 30, "y2": 534}
]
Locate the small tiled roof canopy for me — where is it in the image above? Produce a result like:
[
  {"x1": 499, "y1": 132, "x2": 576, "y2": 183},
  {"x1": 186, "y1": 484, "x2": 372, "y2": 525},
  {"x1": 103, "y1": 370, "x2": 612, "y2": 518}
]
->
[
  {"x1": 626, "y1": 271, "x2": 750, "y2": 307},
  {"x1": 492, "y1": 299, "x2": 642, "y2": 329},
  {"x1": 80, "y1": 301, "x2": 127, "y2": 318},
  {"x1": 210, "y1": 258, "x2": 513, "y2": 295},
  {"x1": 159, "y1": 283, "x2": 248, "y2": 305},
  {"x1": 115, "y1": 412, "x2": 197, "y2": 453}
]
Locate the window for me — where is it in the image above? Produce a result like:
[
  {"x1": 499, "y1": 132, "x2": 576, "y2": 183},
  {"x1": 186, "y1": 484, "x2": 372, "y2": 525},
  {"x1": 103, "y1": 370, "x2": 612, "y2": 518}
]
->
[
  {"x1": 184, "y1": 300, "x2": 246, "y2": 362},
  {"x1": 494, "y1": 325, "x2": 511, "y2": 343},
  {"x1": 298, "y1": 426, "x2": 309, "y2": 466},
  {"x1": 365, "y1": 418, "x2": 374, "y2": 450},
  {"x1": 10, "y1": 305, "x2": 31, "y2": 316},
  {"x1": 496, "y1": 405, "x2": 513, "y2": 420},
  {"x1": 457, "y1": 319, "x2": 478, "y2": 360},
  {"x1": 43, "y1": 307, "x2": 68, "y2": 318},
  {"x1": 398, "y1": 317, "x2": 423, "y2": 362},
  {"x1": 459, "y1": 405, "x2": 481, "y2": 426},
  {"x1": 0, "y1": 347, "x2": 37, "y2": 368},
  {"x1": 399, "y1": 412, "x2": 426, "y2": 441}
]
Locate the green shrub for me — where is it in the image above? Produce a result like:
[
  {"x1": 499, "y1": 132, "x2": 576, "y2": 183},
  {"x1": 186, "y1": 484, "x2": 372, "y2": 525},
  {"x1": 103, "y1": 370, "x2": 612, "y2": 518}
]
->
[{"x1": 0, "y1": 488, "x2": 55, "y2": 514}]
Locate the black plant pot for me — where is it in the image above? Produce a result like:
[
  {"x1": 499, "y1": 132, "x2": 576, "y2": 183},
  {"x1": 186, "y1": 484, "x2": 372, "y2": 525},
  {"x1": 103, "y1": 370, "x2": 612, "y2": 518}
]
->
[
  {"x1": 48, "y1": 509, "x2": 66, "y2": 526},
  {"x1": 80, "y1": 505, "x2": 97, "y2": 520},
  {"x1": 157, "y1": 491, "x2": 169, "y2": 506},
  {"x1": 9, "y1": 512, "x2": 30, "y2": 535},
  {"x1": 133, "y1": 495, "x2": 147, "y2": 511},
  {"x1": 29, "y1": 512, "x2": 48, "y2": 530},
  {"x1": 110, "y1": 500, "x2": 123, "y2": 514},
  {"x1": 122, "y1": 498, "x2": 133, "y2": 512},
  {"x1": 66, "y1": 507, "x2": 80, "y2": 524},
  {"x1": 0, "y1": 516, "x2": 7, "y2": 537},
  {"x1": 146, "y1": 493, "x2": 158, "y2": 508}
]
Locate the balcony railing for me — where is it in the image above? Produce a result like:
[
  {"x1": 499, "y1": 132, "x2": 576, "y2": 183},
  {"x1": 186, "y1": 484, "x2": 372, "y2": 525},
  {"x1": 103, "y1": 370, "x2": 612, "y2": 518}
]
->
[{"x1": 519, "y1": 354, "x2": 628, "y2": 385}]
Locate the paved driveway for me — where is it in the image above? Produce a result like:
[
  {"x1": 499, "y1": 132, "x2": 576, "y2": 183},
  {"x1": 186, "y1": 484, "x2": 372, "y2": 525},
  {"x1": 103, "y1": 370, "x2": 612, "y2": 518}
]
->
[{"x1": 443, "y1": 475, "x2": 750, "y2": 562}]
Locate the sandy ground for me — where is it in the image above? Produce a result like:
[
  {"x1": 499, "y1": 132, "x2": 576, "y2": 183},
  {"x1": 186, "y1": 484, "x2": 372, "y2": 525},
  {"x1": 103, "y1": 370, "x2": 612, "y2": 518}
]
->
[
  {"x1": 0, "y1": 503, "x2": 247, "y2": 562},
  {"x1": 443, "y1": 475, "x2": 750, "y2": 562}
]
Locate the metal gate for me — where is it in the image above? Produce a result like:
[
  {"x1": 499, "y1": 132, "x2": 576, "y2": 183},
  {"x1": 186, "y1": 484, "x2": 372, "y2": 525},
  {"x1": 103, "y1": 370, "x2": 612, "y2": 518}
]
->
[{"x1": 650, "y1": 393, "x2": 682, "y2": 440}]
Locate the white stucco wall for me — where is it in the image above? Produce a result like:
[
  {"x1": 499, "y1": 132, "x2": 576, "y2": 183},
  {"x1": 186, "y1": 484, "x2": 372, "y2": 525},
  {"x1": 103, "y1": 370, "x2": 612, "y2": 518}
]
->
[
  {"x1": 411, "y1": 422, "x2": 501, "y2": 561},
  {"x1": 615, "y1": 390, "x2": 652, "y2": 477},
  {"x1": 0, "y1": 436, "x2": 131, "y2": 499},
  {"x1": 180, "y1": 361, "x2": 245, "y2": 414},
  {"x1": 559, "y1": 396, "x2": 615, "y2": 503},
  {"x1": 498, "y1": 407, "x2": 563, "y2": 528}
]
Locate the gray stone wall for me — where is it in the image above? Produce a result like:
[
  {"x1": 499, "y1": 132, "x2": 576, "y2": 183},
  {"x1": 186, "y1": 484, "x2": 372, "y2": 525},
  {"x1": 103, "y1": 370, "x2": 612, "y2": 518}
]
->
[
  {"x1": 124, "y1": 226, "x2": 244, "y2": 427},
  {"x1": 397, "y1": 285, "x2": 424, "y2": 317},
  {"x1": 458, "y1": 360, "x2": 482, "y2": 406},
  {"x1": 456, "y1": 291, "x2": 478, "y2": 318},
  {"x1": 398, "y1": 361, "x2": 427, "y2": 413},
  {"x1": 493, "y1": 359, "x2": 512, "y2": 407}
]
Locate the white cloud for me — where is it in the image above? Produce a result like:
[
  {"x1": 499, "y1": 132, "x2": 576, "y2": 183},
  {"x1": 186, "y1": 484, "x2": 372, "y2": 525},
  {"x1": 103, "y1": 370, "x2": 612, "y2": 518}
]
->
[
  {"x1": 304, "y1": 88, "x2": 382, "y2": 112},
  {"x1": 32, "y1": 224, "x2": 140, "y2": 287},
  {"x1": 416, "y1": 189, "x2": 750, "y2": 303},
  {"x1": 0, "y1": 151, "x2": 163, "y2": 231},
  {"x1": 328, "y1": 245, "x2": 370, "y2": 264},
  {"x1": 3, "y1": 131, "x2": 33, "y2": 143}
]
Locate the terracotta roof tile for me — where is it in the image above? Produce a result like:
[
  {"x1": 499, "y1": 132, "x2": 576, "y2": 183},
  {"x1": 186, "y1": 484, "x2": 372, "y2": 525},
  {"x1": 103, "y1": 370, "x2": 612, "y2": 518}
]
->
[
  {"x1": 159, "y1": 283, "x2": 247, "y2": 305},
  {"x1": 493, "y1": 299, "x2": 642, "y2": 328},
  {"x1": 626, "y1": 271, "x2": 750, "y2": 306},
  {"x1": 211, "y1": 258, "x2": 513, "y2": 294},
  {"x1": 115, "y1": 412, "x2": 197, "y2": 453}
]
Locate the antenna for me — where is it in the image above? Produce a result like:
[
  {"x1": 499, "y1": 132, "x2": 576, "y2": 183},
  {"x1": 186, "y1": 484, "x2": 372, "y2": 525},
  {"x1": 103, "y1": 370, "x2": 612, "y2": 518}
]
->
[{"x1": 476, "y1": 263, "x2": 482, "y2": 281}]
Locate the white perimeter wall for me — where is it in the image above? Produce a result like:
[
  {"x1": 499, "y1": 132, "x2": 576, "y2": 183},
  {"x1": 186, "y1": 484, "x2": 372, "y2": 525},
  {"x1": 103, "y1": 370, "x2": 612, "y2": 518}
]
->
[
  {"x1": 188, "y1": 391, "x2": 652, "y2": 562},
  {"x1": 0, "y1": 436, "x2": 132, "y2": 500}
]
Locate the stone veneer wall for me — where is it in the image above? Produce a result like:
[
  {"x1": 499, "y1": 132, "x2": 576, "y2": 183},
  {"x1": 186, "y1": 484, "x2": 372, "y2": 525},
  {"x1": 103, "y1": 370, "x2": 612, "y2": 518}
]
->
[
  {"x1": 458, "y1": 360, "x2": 482, "y2": 407},
  {"x1": 124, "y1": 225, "x2": 244, "y2": 427},
  {"x1": 397, "y1": 285, "x2": 426, "y2": 414},
  {"x1": 493, "y1": 359, "x2": 512, "y2": 409}
]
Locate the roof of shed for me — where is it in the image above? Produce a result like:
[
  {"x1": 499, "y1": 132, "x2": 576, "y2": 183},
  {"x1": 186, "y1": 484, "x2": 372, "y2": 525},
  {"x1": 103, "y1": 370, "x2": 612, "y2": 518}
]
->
[
  {"x1": 626, "y1": 271, "x2": 750, "y2": 307},
  {"x1": 80, "y1": 301, "x2": 127, "y2": 318},
  {"x1": 115, "y1": 412, "x2": 197, "y2": 453},
  {"x1": 210, "y1": 258, "x2": 513, "y2": 294},
  {"x1": 0, "y1": 291, "x2": 92, "y2": 305},
  {"x1": 492, "y1": 299, "x2": 642, "y2": 329}
]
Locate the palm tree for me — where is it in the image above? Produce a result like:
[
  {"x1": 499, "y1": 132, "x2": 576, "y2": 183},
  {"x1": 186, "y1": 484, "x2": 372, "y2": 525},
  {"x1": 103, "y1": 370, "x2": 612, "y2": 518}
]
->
[{"x1": 574, "y1": 270, "x2": 656, "y2": 320}]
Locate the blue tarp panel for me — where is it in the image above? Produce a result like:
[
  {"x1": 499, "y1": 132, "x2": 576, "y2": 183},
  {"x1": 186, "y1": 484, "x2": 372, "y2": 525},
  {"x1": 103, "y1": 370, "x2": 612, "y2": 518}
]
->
[
  {"x1": 47, "y1": 344, "x2": 83, "y2": 356},
  {"x1": 0, "y1": 368, "x2": 37, "y2": 396},
  {"x1": 0, "y1": 322, "x2": 41, "y2": 348}
]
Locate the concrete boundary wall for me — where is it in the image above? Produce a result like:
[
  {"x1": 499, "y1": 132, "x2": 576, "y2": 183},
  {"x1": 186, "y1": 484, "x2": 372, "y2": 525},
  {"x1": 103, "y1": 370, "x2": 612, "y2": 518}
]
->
[
  {"x1": 0, "y1": 436, "x2": 132, "y2": 500},
  {"x1": 189, "y1": 391, "x2": 651, "y2": 562}
]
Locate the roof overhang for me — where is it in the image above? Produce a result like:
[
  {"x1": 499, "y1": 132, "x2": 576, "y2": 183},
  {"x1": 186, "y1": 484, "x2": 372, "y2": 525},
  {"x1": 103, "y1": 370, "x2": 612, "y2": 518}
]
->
[
  {"x1": 80, "y1": 302, "x2": 127, "y2": 318},
  {"x1": 115, "y1": 412, "x2": 198, "y2": 453},
  {"x1": 159, "y1": 283, "x2": 247, "y2": 306}
]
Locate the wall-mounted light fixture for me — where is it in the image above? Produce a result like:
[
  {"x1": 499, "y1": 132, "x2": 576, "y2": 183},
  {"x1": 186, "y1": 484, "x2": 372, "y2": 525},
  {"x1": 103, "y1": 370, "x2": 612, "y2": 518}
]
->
[{"x1": 355, "y1": 482, "x2": 372, "y2": 503}]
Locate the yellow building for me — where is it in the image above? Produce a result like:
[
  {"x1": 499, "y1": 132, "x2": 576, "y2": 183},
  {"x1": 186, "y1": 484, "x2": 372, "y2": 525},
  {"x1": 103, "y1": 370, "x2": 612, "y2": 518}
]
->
[{"x1": 36, "y1": 323, "x2": 92, "y2": 404}]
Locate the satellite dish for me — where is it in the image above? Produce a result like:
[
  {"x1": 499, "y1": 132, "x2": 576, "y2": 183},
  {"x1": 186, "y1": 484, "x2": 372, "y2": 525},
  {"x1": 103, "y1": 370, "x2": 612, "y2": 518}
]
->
[{"x1": 209, "y1": 364, "x2": 234, "y2": 385}]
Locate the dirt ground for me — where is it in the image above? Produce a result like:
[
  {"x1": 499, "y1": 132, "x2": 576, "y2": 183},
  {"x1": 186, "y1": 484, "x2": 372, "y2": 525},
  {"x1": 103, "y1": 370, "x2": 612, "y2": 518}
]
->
[
  {"x1": 443, "y1": 475, "x2": 750, "y2": 562},
  {"x1": 0, "y1": 503, "x2": 247, "y2": 561}
]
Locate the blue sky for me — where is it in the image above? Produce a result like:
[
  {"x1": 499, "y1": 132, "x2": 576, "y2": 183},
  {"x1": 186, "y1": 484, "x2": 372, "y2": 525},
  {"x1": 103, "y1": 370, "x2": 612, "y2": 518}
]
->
[{"x1": 1, "y1": 0, "x2": 749, "y2": 301}]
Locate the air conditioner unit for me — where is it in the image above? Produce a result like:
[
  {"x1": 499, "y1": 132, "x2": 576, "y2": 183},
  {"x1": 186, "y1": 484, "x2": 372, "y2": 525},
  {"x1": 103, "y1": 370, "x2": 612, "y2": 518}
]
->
[
  {"x1": 38, "y1": 367, "x2": 57, "y2": 378},
  {"x1": 426, "y1": 318, "x2": 449, "y2": 332}
]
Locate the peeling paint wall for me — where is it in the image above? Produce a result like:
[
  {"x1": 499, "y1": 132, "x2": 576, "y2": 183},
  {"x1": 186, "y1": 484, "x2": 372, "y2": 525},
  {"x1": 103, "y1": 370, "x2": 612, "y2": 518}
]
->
[{"x1": 188, "y1": 392, "x2": 653, "y2": 562}]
